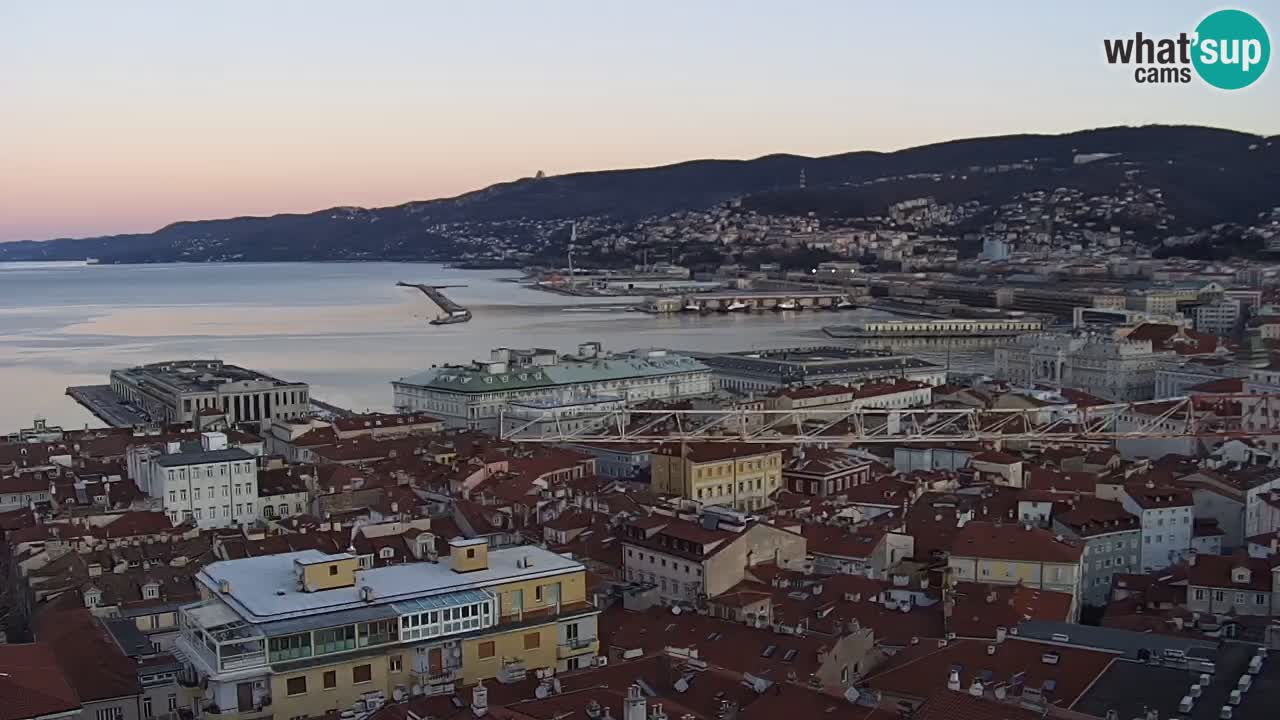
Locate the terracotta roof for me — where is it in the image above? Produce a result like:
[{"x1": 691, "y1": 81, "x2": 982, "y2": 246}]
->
[
  {"x1": 949, "y1": 522, "x2": 1083, "y2": 564},
  {"x1": 946, "y1": 582, "x2": 1073, "y2": 639},
  {"x1": 1054, "y1": 497, "x2": 1139, "y2": 537},
  {"x1": 1187, "y1": 552, "x2": 1274, "y2": 592},
  {"x1": 100, "y1": 511, "x2": 174, "y2": 538},
  {"x1": 1124, "y1": 483, "x2": 1193, "y2": 509},
  {"x1": 0, "y1": 643, "x2": 81, "y2": 720},
  {"x1": 1187, "y1": 377, "x2": 1246, "y2": 394},
  {"x1": 914, "y1": 690, "x2": 1049, "y2": 720},
  {"x1": 655, "y1": 443, "x2": 780, "y2": 464},
  {"x1": 971, "y1": 450, "x2": 1021, "y2": 465},
  {"x1": 864, "y1": 637, "x2": 1116, "y2": 705},
  {"x1": 35, "y1": 609, "x2": 140, "y2": 703}
]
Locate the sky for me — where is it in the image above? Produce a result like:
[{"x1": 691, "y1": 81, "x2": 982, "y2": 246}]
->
[{"x1": 2, "y1": 1, "x2": 1277, "y2": 243}]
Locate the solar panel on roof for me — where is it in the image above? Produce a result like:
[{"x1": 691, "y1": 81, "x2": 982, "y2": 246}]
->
[{"x1": 783, "y1": 649, "x2": 798, "y2": 662}]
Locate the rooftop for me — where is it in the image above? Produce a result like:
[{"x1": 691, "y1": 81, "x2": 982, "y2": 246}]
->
[
  {"x1": 949, "y1": 522, "x2": 1083, "y2": 564},
  {"x1": 197, "y1": 546, "x2": 584, "y2": 623},
  {"x1": 397, "y1": 349, "x2": 708, "y2": 393},
  {"x1": 154, "y1": 447, "x2": 254, "y2": 468},
  {"x1": 111, "y1": 360, "x2": 305, "y2": 393},
  {"x1": 0, "y1": 643, "x2": 81, "y2": 720}
]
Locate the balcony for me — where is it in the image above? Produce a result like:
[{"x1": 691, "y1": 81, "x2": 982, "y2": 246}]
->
[
  {"x1": 415, "y1": 666, "x2": 462, "y2": 686},
  {"x1": 557, "y1": 637, "x2": 598, "y2": 659}
]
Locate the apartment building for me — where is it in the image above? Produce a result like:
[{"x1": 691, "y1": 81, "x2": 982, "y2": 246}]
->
[
  {"x1": 946, "y1": 521, "x2": 1085, "y2": 617},
  {"x1": 1186, "y1": 552, "x2": 1280, "y2": 617},
  {"x1": 110, "y1": 360, "x2": 310, "y2": 426},
  {"x1": 650, "y1": 443, "x2": 783, "y2": 511},
  {"x1": 140, "y1": 433, "x2": 259, "y2": 528},
  {"x1": 1052, "y1": 498, "x2": 1141, "y2": 607},
  {"x1": 1119, "y1": 483, "x2": 1194, "y2": 572},
  {"x1": 175, "y1": 540, "x2": 600, "y2": 720},
  {"x1": 782, "y1": 448, "x2": 873, "y2": 498},
  {"x1": 620, "y1": 516, "x2": 805, "y2": 605}
]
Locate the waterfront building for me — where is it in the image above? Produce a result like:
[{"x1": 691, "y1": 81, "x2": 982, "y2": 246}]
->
[
  {"x1": 827, "y1": 317, "x2": 1043, "y2": 338},
  {"x1": 689, "y1": 346, "x2": 945, "y2": 394},
  {"x1": 650, "y1": 443, "x2": 783, "y2": 511},
  {"x1": 392, "y1": 343, "x2": 713, "y2": 430},
  {"x1": 138, "y1": 432, "x2": 259, "y2": 528},
  {"x1": 994, "y1": 332, "x2": 1171, "y2": 401},
  {"x1": 175, "y1": 542, "x2": 599, "y2": 720},
  {"x1": 110, "y1": 360, "x2": 310, "y2": 425}
]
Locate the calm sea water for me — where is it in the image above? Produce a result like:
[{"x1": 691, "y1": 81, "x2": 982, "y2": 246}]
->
[{"x1": 0, "y1": 262, "x2": 997, "y2": 432}]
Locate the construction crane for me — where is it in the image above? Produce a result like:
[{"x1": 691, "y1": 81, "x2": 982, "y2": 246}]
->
[{"x1": 499, "y1": 394, "x2": 1272, "y2": 445}]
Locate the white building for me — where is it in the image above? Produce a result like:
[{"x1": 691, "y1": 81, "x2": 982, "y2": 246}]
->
[
  {"x1": 142, "y1": 432, "x2": 259, "y2": 528},
  {"x1": 1194, "y1": 298, "x2": 1242, "y2": 338},
  {"x1": 393, "y1": 344, "x2": 713, "y2": 430},
  {"x1": 995, "y1": 332, "x2": 1171, "y2": 401},
  {"x1": 1119, "y1": 483, "x2": 1194, "y2": 572}
]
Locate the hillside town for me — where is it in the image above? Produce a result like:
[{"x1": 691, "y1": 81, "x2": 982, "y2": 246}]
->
[{"x1": 8, "y1": 289, "x2": 1280, "y2": 720}]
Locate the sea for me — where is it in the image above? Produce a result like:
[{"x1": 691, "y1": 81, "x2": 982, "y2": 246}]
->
[{"x1": 0, "y1": 261, "x2": 994, "y2": 432}]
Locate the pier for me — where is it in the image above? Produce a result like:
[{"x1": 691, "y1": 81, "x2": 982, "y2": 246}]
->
[
  {"x1": 639, "y1": 290, "x2": 851, "y2": 314},
  {"x1": 67, "y1": 385, "x2": 151, "y2": 427},
  {"x1": 398, "y1": 282, "x2": 472, "y2": 324}
]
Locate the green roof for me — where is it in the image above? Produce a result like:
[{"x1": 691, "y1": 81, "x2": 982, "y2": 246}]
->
[{"x1": 397, "y1": 353, "x2": 708, "y2": 394}]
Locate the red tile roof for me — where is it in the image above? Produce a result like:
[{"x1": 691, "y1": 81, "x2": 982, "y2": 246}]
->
[
  {"x1": 1187, "y1": 552, "x2": 1274, "y2": 592},
  {"x1": 864, "y1": 637, "x2": 1116, "y2": 705},
  {"x1": 946, "y1": 582, "x2": 1073, "y2": 639},
  {"x1": 0, "y1": 643, "x2": 81, "y2": 720},
  {"x1": 35, "y1": 609, "x2": 140, "y2": 703},
  {"x1": 949, "y1": 522, "x2": 1083, "y2": 564},
  {"x1": 914, "y1": 690, "x2": 1049, "y2": 720},
  {"x1": 1053, "y1": 497, "x2": 1139, "y2": 537}
]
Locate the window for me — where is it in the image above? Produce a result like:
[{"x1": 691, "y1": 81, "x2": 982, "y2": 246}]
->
[
  {"x1": 143, "y1": 699, "x2": 153, "y2": 719},
  {"x1": 329, "y1": 565, "x2": 339, "y2": 576},
  {"x1": 286, "y1": 676, "x2": 307, "y2": 696},
  {"x1": 167, "y1": 696, "x2": 177, "y2": 712},
  {"x1": 315, "y1": 625, "x2": 357, "y2": 654},
  {"x1": 353, "y1": 664, "x2": 372, "y2": 684},
  {"x1": 1215, "y1": 591, "x2": 1226, "y2": 602},
  {"x1": 95, "y1": 709, "x2": 123, "y2": 720},
  {"x1": 524, "y1": 632, "x2": 541, "y2": 650},
  {"x1": 390, "y1": 655, "x2": 403, "y2": 673},
  {"x1": 1194, "y1": 589, "x2": 1206, "y2": 601},
  {"x1": 323, "y1": 671, "x2": 337, "y2": 690},
  {"x1": 268, "y1": 633, "x2": 312, "y2": 662},
  {"x1": 1256, "y1": 594, "x2": 1268, "y2": 606},
  {"x1": 479, "y1": 641, "x2": 496, "y2": 659}
]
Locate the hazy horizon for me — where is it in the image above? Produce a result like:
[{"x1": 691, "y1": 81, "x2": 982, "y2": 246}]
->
[{"x1": 4, "y1": 0, "x2": 1277, "y2": 243}]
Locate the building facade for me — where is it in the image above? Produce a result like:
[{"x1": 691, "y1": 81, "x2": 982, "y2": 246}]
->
[
  {"x1": 650, "y1": 444, "x2": 783, "y2": 511},
  {"x1": 110, "y1": 360, "x2": 310, "y2": 426},
  {"x1": 689, "y1": 347, "x2": 945, "y2": 394},
  {"x1": 1120, "y1": 484, "x2": 1194, "y2": 572},
  {"x1": 393, "y1": 345, "x2": 713, "y2": 430},
  {"x1": 1052, "y1": 499, "x2": 1142, "y2": 607},
  {"x1": 175, "y1": 542, "x2": 600, "y2": 720},
  {"x1": 995, "y1": 333, "x2": 1171, "y2": 401},
  {"x1": 140, "y1": 433, "x2": 260, "y2": 528},
  {"x1": 946, "y1": 522, "x2": 1084, "y2": 617}
]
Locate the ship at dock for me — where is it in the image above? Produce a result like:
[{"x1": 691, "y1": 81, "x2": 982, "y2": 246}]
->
[{"x1": 397, "y1": 282, "x2": 473, "y2": 326}]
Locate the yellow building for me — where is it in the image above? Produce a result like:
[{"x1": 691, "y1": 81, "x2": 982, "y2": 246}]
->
[
  {"x1": 651, "y1": 443, "x2": 782, "y2": 511},
  {"x1": 175, "y1": 538, "x2": 599, "y2": 720}
]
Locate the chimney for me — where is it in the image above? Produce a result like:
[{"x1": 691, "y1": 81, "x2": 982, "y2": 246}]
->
[
  {"x1": 947, "y1": 669, "x2": 961, "y2": 691},
  {"x1": 624, "y1": 684, "x2": 647, "y2": 720},
  {"x1": 471, "y1": 682, "x2": 489, "y2": 717}
]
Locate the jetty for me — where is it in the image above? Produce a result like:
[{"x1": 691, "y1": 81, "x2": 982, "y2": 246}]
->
[{"x1": 398, "y1": 282, "x2": 472, "y2": 325}]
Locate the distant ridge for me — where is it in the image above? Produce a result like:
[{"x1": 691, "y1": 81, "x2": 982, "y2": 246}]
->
[{"x1": 2, "y1": 125, "x2": 1275, "y2": 263}]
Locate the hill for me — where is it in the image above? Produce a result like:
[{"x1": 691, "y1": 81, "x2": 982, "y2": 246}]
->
[{"x1": 1, "y1": 125, "x2": 1274, "y2": 263}]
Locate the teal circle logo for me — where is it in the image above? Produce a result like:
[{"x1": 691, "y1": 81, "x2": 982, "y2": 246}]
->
[{"x1": 1192, "y1": 9, "x2": 1270, "y2": 89}]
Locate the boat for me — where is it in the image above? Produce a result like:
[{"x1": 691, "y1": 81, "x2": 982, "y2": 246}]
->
[
  {"x1": 836, "y1": 297, "x2": 856, "y2": 310},
  {"x1": 430, "y1": 309, "x2": 472, "y2": 325},
  {"x1": 725, "y1": 300, "x2": 750, "y2": 312},
  {"x1": 84, "y1": 257, "x2": 100, "y2": 265},
  {"x1": 773, "y1": 299, "x2": 799, "y2": 312},
  {"x1": 683, "y1": 300, "x2": 702, "y2": 313}
]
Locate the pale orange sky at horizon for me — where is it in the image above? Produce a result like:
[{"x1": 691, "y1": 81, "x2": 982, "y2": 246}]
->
[{"x1": 3, "y1": 0, "x2": 1276, "y2": 243}]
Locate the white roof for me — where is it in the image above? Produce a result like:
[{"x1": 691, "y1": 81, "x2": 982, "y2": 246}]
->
[{"x1": 198, "y1": 546, "x2": 583, "y2": 624}]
